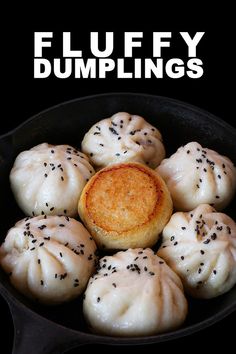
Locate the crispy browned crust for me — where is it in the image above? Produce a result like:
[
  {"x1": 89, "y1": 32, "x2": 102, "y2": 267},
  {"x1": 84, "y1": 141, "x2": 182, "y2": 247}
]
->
[{"x1": 78, "y1": 163, "x2": 173, "y2": 250}]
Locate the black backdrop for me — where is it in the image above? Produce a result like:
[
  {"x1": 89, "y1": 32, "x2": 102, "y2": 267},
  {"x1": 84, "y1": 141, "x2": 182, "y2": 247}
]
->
[{"x1": 1, "y1": 13, "x2": 235, "y2": 354}]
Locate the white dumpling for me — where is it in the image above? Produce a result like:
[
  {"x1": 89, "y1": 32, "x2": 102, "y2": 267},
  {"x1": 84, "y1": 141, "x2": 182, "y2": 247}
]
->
[
  {"x1": 81, "y1": 112, "x2": 165, "y2": 169},
  {"x1": 10, "y1": 143, "x2": 95, "y2": 217},
  {"x1": 0, "y1": 215, "x2": 97, "y2": 304},
  {"x1": 157, "y1": 142, "x2": 236, "y2": 211},
  {"x1": 83, "y1": 248, "x2": 187, "y2": 336},
  {"x1": 157, "y1": 204, "x2": 236, "y2": 299}
]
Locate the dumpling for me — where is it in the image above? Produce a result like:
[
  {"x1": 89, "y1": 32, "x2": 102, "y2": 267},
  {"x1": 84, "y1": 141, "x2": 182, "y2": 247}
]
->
[
  {"x1": 83, "y1": 248, "x2": 187, "y2": 336},
  {"x1": 78, "y1": 162, "x2": 173, "y2": 250},
  {"x1": 0, "y1": 215, "x2": 97, "y2": 304},
  {"x1": 157, "y1": 204, "x2": 236, "y2": 299},
  {"x1": 10, "y1": 143, "x2": 95, "y2": 217},
  {"x1": 157, "y1": 141, "x2": 236, "y2": 211},
  {"x1": 81, "y1": 112, "x2": 165, "y2": 169}
]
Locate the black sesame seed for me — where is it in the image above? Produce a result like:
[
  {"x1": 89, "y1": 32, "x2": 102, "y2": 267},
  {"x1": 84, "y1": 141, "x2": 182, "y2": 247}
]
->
[
  {"x1": 44, "y1": 174, "x2": 48, "y2": 178},
  {"x1": 149, "y1": 272, "x2": 155, "y2": 276},
  {"x1": 187, "y1": 150, "x2": 190, "y2": 154},
  {"x1": 218, "y1": 175, "x2": 221, "y2": 179},
  {"x1": 118, "y1": 137, "x2": 121, "y2": 140},
  {"x1": 222, "y1": 163, "x2": 225, "y2": 168},
  {"x1": 143, "y1": 256, "x2": 148, "y2": 259},
  {"x1": 97, "y1": 297, "x2": 100, "y2": 302},
  {"x1": 39, "y1": 242, "x2": 44, "y2": 247},
  {"x1": 50, "y1": 207, "x2": 54, "y2": 211},
  {"x1": 112, "y1": 283, "x2": 117, "y2": 288},
  {"x1": 136, "y1": 141, "x2": 140, "y2": 145},
  {"x1": 190, "y1": 214, "x2": 193, "y2": 218},
  {"x1": 144, "y1": 266, "x2": 148, "y2": 271},
  {"x1": 51, "y1": 150, "x2": 54, "y2": 154},
  {"x1": 203, "y1": 168, "x2": 207, "y2": 172},
  {"x1": 60, "y1": 252, "x2": 63, "y2": 257},
  {"x1": 134, "y1": 257, "x2": 139, "y2": 261},
  {"x1": 203, "y1": 239, "x2": 210, "y2": 244},
  {"x1": 211, "y1": 233, "x2": 217, "y2": 240},
  {"x1": 41, "y1": 280, "x2": 44, "y2": 285},
  {"x1": 200, "y1": 250, "x2": 205, "y2": 255},
  {"x1": 181, "y1": 227, "x2": 186, "y2": 230},
  {"x1": 32, "y1": 239, "x2": 37, "y2": 243},
  {"x1": 138, "y1": 251, "x2": 143, "y2": 254},
  {"x1": 59, "y1": 224, "x2": 65, "y2": 227},
  {"x1": 30, "y1": 247, "x2": 35, "y2": 251},
  {"x1": 61, "y1": 176, "x2": 64, "y2": 181},
  {"x1": 109, "y1": 127, "x2": 119, "y2": 135},
  {"x1": 200, "y1": 262, "x2": 204, "y2": 266},
  {"x1": 213, "y1": 270, "x2": 217, "y2": 275},
  {"x1": 115, "y1": 153, "x2": 120, "y2": 156},
  {"x1": 55, "y1": 273, "x2": 57, "y2": 278},
  {"x1": 215, "y1": 195, "x2": 220, "y2": 199},
  {"x1": 181, "y1": 256, "x2": 184, "y2": 260},
  {"x1": 227, "y1": 226, "x2": 231, "y2": 234},
  {"x1": 196, "y1": 184, "x2": 200, "y2": 188},
  {"x1": 67, "y1": 157, "x2": 71, "y2": 160},
  {"x1": 174, "y1": 242, "x2": 178, "y2": 246},
  {"x1": 198, "y1": 268, "x2": 202, "y2": 274}
]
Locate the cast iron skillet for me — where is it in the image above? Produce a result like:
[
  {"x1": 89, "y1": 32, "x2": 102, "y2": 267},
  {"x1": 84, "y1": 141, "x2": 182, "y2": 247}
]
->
[{"x1": 0, "y1": 93, "x2": 235, "y2": 354}]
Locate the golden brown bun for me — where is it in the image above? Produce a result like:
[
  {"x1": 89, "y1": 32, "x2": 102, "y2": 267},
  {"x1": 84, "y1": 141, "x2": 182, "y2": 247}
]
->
[{"x1": 78, "y1": 162, "x2": 173, "y2": 250}]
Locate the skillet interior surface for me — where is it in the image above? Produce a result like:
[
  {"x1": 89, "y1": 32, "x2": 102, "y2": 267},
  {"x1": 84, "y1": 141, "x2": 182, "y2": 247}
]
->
[{"x1": 0, "y1": 93, "x2": 235, "y2": 347}]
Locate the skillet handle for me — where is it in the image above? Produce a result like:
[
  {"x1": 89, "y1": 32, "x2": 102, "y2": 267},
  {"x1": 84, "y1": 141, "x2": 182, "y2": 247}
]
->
[{"x1": 5, "y1": 297, "x2": 90, "y2": 354}]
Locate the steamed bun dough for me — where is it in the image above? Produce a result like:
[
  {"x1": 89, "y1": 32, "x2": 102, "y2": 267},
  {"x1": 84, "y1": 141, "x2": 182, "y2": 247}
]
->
[
  {"x1": 83, "y1": 248, "x2": 187, "y2": 336},
  {"x1": 81, "y1": 112, "x2": 165, "y2": 169},
  {"x1": 78, "y1": 162, "x2": 173, "y2": 250},
  {"x1": 10, "y1": 143, "x2": 95, "y2": 217},
  {"x1": 0, "y1": 215, "x2": 97, "y2": 304},
  {"x1": 158, "y1": 204, "x2": 236, "y2": 298},
  {"x1": 157, "y1": 142, "x2": 236, "y2": 211}
]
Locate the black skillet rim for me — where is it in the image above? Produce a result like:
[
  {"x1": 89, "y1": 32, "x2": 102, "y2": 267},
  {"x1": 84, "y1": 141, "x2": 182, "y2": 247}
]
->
[{"x1": 0, "y1": 92, "x2": 235, "y2": 345}]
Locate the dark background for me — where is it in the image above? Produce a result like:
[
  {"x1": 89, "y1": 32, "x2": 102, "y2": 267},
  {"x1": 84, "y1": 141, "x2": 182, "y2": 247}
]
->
[{"x1": 1, "y1": 15, "x2": 235, "y2": 353}]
